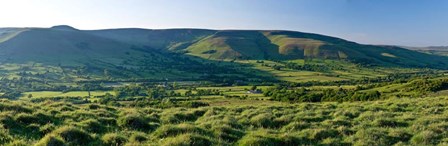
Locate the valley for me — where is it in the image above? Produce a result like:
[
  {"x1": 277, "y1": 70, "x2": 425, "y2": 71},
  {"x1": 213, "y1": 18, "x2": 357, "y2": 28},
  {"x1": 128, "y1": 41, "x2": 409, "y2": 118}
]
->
[{"x1": 1, "y1": 26, "x2": 448, "y2": 145}]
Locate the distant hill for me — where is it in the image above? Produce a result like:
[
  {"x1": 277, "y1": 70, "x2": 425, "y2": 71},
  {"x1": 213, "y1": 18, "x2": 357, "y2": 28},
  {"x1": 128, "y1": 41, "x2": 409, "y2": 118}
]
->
[
  {"x1": 90, "y1": 28, "x2": 448, "y2": 69},
  {"x1": 1, "y1": 25, "x2": 448, "y2": 71},
  {"x1": 402, "y1": 46, "x2": 448, "y2": 56}
]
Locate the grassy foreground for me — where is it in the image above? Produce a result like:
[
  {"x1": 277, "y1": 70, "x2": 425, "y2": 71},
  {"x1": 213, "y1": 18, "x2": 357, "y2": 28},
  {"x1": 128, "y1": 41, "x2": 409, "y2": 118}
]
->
[{"x1": 1, "y1": 96, "x2": 448, "y2": 145}]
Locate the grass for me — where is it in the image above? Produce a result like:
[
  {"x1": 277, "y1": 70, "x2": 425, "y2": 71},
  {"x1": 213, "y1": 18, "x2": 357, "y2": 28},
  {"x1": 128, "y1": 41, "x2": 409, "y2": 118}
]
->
[{"x1": 0, "y1": 95, "x2": 448, "y2": 145}]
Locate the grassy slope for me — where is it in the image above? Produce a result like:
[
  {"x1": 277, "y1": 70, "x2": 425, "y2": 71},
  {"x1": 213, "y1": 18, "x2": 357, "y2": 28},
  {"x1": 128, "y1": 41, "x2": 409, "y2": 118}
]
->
[{"x1": 1, "y1": 95, "x2": 448, "y2": 145}]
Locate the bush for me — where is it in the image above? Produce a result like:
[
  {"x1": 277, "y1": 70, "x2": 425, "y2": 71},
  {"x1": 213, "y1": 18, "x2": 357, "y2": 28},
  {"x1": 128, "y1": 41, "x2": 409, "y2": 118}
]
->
[{"x1": 102, "y1": 133, "x2": 128, "y2": 146}]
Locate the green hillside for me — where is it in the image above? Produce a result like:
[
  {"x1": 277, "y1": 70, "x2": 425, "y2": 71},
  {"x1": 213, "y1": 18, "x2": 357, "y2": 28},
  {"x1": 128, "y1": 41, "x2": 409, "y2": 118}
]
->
[
  {"x1": 1, "y1": 26, "x2": 448, "y2": 84},
  {"x1": 88, "y1": 28, "x2": 215, "y2": 50},
  {"x1": 0, "y1": 26, "x2": 267, "y2": 83}
]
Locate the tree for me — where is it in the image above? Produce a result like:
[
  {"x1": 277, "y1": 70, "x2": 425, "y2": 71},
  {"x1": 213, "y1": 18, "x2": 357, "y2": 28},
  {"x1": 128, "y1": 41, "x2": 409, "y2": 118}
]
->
[
  {"x1": 27, "y1": 94, "x2": 33, "y2": 98},
  {"x1": 250, "y1": 85, "x2": 257, "y2": 91}
]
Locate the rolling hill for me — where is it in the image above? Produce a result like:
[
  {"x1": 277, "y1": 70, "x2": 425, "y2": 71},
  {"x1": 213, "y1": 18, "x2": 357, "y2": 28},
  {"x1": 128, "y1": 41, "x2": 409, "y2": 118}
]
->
[
  {"x1": 0, "y1": 25, "x2": 447, "y2": 80},
  {"x1": 89, "y1": 28, "x2": 448, "y2": 69},
  {"x1": 404, "y1": 46, "x2": 448, "y2": 56}
]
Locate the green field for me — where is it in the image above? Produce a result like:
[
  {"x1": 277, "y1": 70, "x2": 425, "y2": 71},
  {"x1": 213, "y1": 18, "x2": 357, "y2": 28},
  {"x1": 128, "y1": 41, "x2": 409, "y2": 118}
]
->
[{"x1": 21, "y1": 91, "x2": 115, "y2": 99}]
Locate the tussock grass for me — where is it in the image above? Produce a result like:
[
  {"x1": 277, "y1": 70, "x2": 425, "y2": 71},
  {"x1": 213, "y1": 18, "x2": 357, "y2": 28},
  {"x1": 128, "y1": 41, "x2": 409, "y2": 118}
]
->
[{"x1": 0, "y1": 96, "x2": 448, "y2": 145}]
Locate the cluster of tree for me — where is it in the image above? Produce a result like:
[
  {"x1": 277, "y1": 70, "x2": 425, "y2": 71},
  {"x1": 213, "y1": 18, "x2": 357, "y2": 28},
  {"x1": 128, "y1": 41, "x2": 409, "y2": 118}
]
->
[
  {"x1": 405, "y1": 78, "x2": 448, "y2": 93},
  {"x1": 284, "y1": 62, "x2": 331, "y2": 72},
  {"x1": 263, "y1": 86, "x2": 382, "y2": 102},
  {"x1": 185, "y1": 89, "x2": 221, "y2": 97}
]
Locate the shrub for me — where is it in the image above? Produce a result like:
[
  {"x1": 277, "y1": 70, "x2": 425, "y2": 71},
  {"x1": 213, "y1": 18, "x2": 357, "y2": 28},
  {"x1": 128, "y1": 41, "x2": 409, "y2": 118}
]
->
[
  {"x1": 102, "y1": 133, "x2": 128, "y2": 146},
  {"x1": 88, "y1": 104, "x2": 101, "y2": 110}
]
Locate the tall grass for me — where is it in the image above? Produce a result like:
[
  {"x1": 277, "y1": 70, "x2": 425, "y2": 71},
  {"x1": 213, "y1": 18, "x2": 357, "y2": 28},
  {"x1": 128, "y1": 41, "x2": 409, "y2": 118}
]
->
[{"x1": 0, "y1": 96, "x2": 447, "y2": 145}]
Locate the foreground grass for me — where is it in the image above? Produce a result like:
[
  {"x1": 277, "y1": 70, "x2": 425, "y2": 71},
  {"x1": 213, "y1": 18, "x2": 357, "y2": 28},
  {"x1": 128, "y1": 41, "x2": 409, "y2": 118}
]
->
[{"x1": 0, "y1": 96, "x2": 448, "y2": 145}]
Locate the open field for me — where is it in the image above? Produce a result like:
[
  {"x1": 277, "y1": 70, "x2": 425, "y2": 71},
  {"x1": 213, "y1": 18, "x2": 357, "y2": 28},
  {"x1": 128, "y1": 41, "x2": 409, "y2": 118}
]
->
[{"x1": 21, "y1": 91, "x2": 115, "y2": 99}]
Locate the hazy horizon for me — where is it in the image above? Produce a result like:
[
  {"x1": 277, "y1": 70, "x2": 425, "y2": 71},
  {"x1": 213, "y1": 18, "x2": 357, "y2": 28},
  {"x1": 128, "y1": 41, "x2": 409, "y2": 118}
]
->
[{"x1": 1, "y1": 0, "x2": 446, "y2": 47}]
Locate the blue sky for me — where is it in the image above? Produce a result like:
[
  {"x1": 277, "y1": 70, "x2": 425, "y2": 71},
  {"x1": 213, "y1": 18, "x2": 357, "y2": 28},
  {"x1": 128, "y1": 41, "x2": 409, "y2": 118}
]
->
[{"x1": 0, "y1": 0, "x2": 446, "y2": 46}]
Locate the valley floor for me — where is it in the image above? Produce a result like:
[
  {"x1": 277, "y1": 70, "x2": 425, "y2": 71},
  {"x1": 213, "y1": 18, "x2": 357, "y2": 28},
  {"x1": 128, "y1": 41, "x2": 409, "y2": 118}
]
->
[{"x1": 1, "y1": 96, "x2": 448, "y2": 145}]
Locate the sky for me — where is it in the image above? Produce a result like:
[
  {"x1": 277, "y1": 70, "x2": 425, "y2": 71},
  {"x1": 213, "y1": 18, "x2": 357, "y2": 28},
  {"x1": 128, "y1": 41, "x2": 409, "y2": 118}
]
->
[{"x1": 0, "y1": 0, "x2": 446, "y2": 46}]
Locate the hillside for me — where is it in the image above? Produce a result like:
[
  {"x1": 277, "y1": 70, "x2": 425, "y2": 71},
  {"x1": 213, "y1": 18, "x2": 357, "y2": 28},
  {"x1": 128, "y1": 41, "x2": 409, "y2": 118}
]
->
[
  {"x1": 404, "y1": 46, "x2": 448, "y2": 56},
  {"x1": 89, "y1": 28, "x2": 448, "y2": 68},
  {"x1": 0, "y1": 26, "x2": 263, "y2": 82},
  {"x1": 0, "y1": 25, "x2": 447, "y2": 82}
]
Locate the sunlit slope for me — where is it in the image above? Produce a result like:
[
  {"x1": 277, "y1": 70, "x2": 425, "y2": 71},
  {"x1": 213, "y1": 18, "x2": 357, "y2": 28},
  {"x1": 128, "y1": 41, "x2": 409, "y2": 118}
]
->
[
  {"x1": 263, "y1": 31, "x2": 448, "y2": 68},
  {"x1": 185, "y1": 31, "x2": 281, "y2": 60}
]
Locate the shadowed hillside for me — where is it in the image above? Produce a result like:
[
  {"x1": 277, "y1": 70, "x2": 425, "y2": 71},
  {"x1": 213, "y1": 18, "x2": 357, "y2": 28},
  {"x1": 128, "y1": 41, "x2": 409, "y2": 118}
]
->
[{"x1": 1, "y1": 26, "x2": 448, "y2": 71}]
